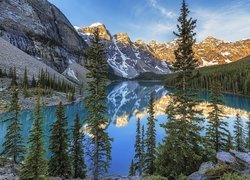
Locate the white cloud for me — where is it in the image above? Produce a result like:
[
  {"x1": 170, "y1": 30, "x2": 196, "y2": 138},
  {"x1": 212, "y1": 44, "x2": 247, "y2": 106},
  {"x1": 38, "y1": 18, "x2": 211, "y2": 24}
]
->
[
  {"x1": 194, "y1": 2, "x2": 250, "y2": 42},
  {"x1": 148, "y1": 0, "x2": 176, "y2": 18}
]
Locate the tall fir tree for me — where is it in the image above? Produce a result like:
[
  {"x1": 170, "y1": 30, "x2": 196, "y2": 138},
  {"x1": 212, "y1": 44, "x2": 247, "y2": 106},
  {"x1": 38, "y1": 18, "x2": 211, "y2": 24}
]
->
[
  {"x1": 10, "y1": 67, "x2": 17, "y2": 87},
  {"x1": 129, "y1": 160, "x2": 136, "y2": 176},
  {"x1": 145, "y1": 95, "x2": 157, "y2": 175},
  {"x1": 48, "y1": 102, "x2": 72, "y2": 178},
  {"x1": 84, "y1": 28, "x2": 112, "y2": 180},
  {"x1": 226, "y1": 132, "x2": 233, "y2": 151},
  {"x1": 71, "y1": 114, "x2": 86, "y2": 179},
  {"x1": 246, "y1": 114, "x2": 250, "y2": 150},
  {"x1": 141, "y1": 125, "x2": 145, "y2": 172},
  {"x1": 206, "y1": 81, "x2": 229, "y2": 152},
  {"x1": 134, "y1": 118, "x2": 142, "y2": 176},
  {"x1": 1, "y1": 85, "x2": 25, "y2": 164},
  {"x1": 20, "y1": 90, "x2": 47, "y2": 179},
  {"x1": 155, "y1": 0, "x2": 204, "y2": 177},
  {"x1": 234, "y1": 113, "x2": 245, "y2": 151},
  {"x1": 22, "y1": 67, "x2": 29, "y2": 97}
]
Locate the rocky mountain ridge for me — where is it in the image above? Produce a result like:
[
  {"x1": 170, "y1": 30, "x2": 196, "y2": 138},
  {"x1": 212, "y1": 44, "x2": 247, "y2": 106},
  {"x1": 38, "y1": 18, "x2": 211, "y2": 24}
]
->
[
  {"x1": 0, "y1": 0, "x2": 87, "y2": 73},
  {"x1": 78, "y1": 23, "x2": 250, "y2": 70}
]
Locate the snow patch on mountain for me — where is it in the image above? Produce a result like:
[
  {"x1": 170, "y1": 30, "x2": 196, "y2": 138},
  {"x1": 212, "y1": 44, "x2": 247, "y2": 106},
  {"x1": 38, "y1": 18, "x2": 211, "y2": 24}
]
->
[
  {"x1": 66, "y1": 68, "x2": 78, "y2": 81},
  {"x1": 90, "y1": 22, "x2": 103, "y2": 27}
]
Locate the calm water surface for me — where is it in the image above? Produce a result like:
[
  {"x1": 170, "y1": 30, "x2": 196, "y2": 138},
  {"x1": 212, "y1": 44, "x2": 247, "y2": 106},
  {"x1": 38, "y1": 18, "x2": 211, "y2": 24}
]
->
[{"x1": 0, "y1": 81, "x2": 250, "y2": 175}]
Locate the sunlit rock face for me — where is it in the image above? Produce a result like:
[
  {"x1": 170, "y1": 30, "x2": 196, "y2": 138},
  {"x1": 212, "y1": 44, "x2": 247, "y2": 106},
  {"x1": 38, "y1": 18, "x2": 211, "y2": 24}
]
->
[
  {"x1": 76, "y1": 23, "x2": 250, "y2": 71},
  {"x1": 75, "y1": 24, "x2": 171, "y2": 79}
]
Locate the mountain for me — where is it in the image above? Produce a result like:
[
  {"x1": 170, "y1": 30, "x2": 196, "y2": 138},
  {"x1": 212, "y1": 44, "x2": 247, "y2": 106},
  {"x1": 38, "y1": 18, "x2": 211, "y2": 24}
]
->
[
  {"x1": 0, "y1": 37, "x2": 70, "y2": 83},
  {"x1": 77, "y1": 23, "x2": 250, "y2": 72},
  {"x1": 0, "y1": 0, "x2": 87, "y2": 73},
  {"x1": 77, "y1": 23, "x2": 170, "y2": 79},
  {"x1": 164, "y1": 55, "x2": 250, "y2": 95},
  {"x1": 149, "y1": 36, "x2": 250, "y2": 66}
]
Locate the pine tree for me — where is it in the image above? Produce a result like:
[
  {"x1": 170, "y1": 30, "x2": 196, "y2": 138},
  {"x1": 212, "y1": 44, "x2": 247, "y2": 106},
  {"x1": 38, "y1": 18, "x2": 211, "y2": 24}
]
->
[
  {"x1": 206, "y1": 81, "x2": 229, "y2": 152},
  {"x1": 20, "y1": 90, "x2": 47, "y2": 179},
  {"x1": 129, "y1": 160, "x2": 136, "y2": 176},
  {"x1": 22, "y1": 67, "x2": 29, "y2": 97},
  {"x1": 48, "y1": 102, "x2": 72, "y2": 178},
  {"x1": 134, "y1": 118, "x2": 142, "y2": 176},
  {"x1": 1, "y1": 86, "x2": 25, "y2": 164},
  {"x1": 71, "y1": 114, "x2": 86, "y2": 179},
  {"x1": 145, "y1": 95, "x2": 157, "y2": 175},
  {"x1": 234, "y1": 113, "x2": 244, "y2": 151},
  {"x1": 141, "y1": 125, "x2": 145, "y2": 172},
  {"x1": 31, "y1": 75, "x2": 37, "y2": 88},
  {"x1": 10, "y1": 67, "x2": 17, "y2": 87},
  {"x1": 84, "y1": 28, "x2": 112, "y2": 180},
  {"x1": 226, "y1": 132, "x2": 233, "y2": 151},
  {"x1": 246, "y1": 114, "x2": 250, "y2": 150},
  {"x1": 155, "y1": 0, "x2": 204, "y2": 177}
]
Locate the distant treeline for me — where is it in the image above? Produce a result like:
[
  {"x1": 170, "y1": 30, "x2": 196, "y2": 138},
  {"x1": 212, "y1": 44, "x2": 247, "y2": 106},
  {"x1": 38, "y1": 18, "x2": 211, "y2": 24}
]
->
[
  {"x1": 164, "y1": 56, "x2": 250, "y2": 96},
  {"x1": 0, "y1": 67, "x2": 75, "y2": 94}
]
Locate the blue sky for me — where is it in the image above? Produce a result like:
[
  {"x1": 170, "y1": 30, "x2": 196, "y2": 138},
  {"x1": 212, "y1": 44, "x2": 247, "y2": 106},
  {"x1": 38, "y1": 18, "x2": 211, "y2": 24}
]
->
[{"x1": 49, "y1": 0, "x2": 250, "y2": 43}]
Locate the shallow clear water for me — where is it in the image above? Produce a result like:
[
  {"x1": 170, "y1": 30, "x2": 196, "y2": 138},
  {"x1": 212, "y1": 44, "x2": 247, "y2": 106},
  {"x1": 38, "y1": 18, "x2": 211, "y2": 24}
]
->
[{"x1": 0, "y1": 80, "x2": 250, "y2": 175}]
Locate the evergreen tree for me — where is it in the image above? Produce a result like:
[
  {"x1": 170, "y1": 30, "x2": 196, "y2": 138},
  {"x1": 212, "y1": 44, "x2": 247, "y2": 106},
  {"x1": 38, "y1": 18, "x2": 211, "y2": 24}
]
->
[
  {"x1": 129, "y1": 160, "x2": 136, "y2": 176},
  {"x1": 10, "y1": 67, "x2": 17, "y2": 87},
  {"x1": 84, "y1": 28, "x2": 112, "y2": 180},
  {"x1": 155, "y1": 0, "x2": 204, "y2": 177},
  {"x1": 234, "y1": 113, "x2": 244, "y2": 151},
  {"x1": 71, "y1": 114, "x2": 86, "y2": 179},
  {"x1": 48, "y1": 102, "x2": 72, "y2": 178},
  {"x1": 22, "y1": 67, "x2": 29, "y2": 97},
  {"x1": 141, "y1": 125, "x2": 145, "y2": 172},
  {"x1": 1, "y1": 86, "x2": 25, "y2": 164},
  {"x1": 246, "y1": 114, "x2": 250, "y2": 150},
  {"x1": 226, "y1": 132, "x2": 233, "y2": 151},
  {"x1": 31, "y1": 75, "x2": 37, "y2": 88},
  {"x1": 134, "y1": 118, "x2": 142, "y2": 176},
  {"x1": 20, "y1": 90, "x2": 47, "y2": 179},
  {"x1": 145, "y1": 95, "x2": 157, "y2": 175},
  {"x1": 206, "y1": 81, "x2": 229, "y2": 152}
]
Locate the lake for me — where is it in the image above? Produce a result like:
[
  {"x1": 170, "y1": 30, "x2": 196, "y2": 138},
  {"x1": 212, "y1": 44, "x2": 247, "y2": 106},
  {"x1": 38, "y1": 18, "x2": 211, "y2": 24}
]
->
[{"x1": 0, "y1": 80, "x2": 250, "y2": 175}]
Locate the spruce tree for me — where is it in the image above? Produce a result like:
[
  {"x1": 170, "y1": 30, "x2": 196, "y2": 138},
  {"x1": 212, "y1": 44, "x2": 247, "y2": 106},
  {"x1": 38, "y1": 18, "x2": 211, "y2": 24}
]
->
[
  {"x1": 226, "y1": 132, "x2": 233, "y2": 151},
  {"x1": 20, "y1": 90, "x2": 47, "y2": 179},
  {"x1": 10, "y1": 67, "x2": 17, "y2": 87},
  {"x1": 246, "y1": 114, "x2": 250, "y2": 150},
  {"x1": 31, "y1": 75, "x2": 37, "y2": 88},
  {"x1": 1, "y1": 85, "x2": 25, "y2": 164},
  {"x1": 145, "y1": 95, "x2": 157, "y2": 175},
  {"x1": 22, "y1": 67, "x2": 29, "y2": 97},
  {"x1": 134, "y1": 118, "x2": 142, "y2": 176},
  {"x1": 234, "y1": 113, "x2": 244, "y2": 151},
  {"x1": 141, "y1": 125, "x2": 145, "y2": 173},
  {"x1": 206, "y1": 81, "x2": 229, "y2": 152},
  {"x1": 155, "y1": 0, "x2": 204, "y2": 177},
  {"x1": 84, "y1": 28, "x2": 112, "y2": 180},
  {"x1": 129, "y1": 160, "x2": 136, "y2": 176},
  {"x1": 71, "y1": 114, "x2": 86, "y2": 179},
  {"x1": 48, "y1": 102, "x2": 72, "y2": 178}
]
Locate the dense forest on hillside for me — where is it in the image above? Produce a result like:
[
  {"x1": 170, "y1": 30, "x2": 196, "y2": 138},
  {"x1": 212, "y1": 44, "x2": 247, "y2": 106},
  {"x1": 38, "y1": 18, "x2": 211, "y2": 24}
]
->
[{"x1": 164, "y1": 55, "x2": 250, "y2": 95}]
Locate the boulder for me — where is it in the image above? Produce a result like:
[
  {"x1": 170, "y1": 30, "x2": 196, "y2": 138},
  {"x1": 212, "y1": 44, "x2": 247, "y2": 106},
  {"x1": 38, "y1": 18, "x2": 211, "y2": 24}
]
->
[
  {"x1": 230, "y1": 150, "x2": 250, "y2": 168},
  {"x1": 198, "y1": 162, "x2": 217, "y2": 174},
  {"x1": 188, "y1": 172, "x2": 207, "y2": 180},
  {"x1": 216, "y1": 151, "x2": 237, "y2": 165}
]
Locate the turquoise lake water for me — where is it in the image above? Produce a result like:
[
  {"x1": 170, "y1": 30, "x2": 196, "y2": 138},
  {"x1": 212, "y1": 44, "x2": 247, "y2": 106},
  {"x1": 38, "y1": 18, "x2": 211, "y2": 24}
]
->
[{"x1": 0, "y1": 81, "x2": 250, "y2": 175}]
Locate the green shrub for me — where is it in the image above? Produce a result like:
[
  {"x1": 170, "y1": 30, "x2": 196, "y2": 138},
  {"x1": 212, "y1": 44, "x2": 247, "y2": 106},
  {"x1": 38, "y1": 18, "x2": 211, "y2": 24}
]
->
[
  {"x1": 220, "y1": 173, "x2": 249, "y2": 180},
  {"x1": 205, "y1": 165, "x2": 238, "y2": 179}
]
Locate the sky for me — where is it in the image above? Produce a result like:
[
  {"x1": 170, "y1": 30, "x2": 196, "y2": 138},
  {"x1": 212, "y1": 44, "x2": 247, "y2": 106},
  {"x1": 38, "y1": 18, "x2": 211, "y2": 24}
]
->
[{"x1": 48, "y1": 0, "x2": 250, "y2": 43}]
